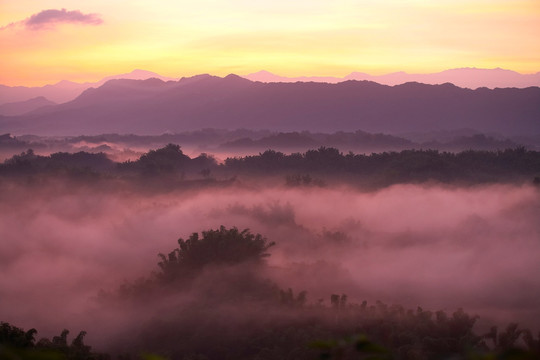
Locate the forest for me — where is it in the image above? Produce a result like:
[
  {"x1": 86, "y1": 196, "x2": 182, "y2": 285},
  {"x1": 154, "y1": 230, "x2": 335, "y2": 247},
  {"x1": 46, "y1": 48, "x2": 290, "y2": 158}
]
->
[{"x1": 1, "y1": 144, "x2": 540, "y2": 188}]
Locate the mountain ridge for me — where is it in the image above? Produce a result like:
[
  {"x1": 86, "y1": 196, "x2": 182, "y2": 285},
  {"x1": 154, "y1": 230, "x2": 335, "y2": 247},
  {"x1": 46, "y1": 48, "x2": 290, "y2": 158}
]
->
[
  {"x1": 245, "y1": 67, "x2": 540, "y2": 89},
  {"x1": 1, "y1": 67, "x2": 538, "y2": 106},
  {"x1": 1, "y1": 75, "x2": 538, "y2": 136},
  {"x1": 0, "y1": 69, "x2": 178, "y2": 105},
  {"x1": 0, "y1": 96, "x2": 57, "y2": 116}
]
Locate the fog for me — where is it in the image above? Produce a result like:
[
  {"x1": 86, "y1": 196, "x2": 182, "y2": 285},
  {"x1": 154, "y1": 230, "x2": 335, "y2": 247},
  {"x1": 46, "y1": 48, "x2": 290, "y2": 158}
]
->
[{"x1": 1, "y1": 180, "x2": 539, "y2": 351}]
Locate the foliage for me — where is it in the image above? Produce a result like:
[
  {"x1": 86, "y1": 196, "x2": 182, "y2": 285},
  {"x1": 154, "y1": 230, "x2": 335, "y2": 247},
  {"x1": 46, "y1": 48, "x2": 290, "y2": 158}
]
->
[
  {"x1": 226, "y1": 146, "x2": 540, "y2": 186},
  {"x1": 121, "y1": 144, "x2": 190, "y2": 176},
  {"x1": 0, "y1": 149, "x2": 113, "y2": 179},
  {"x1": 157, "y1": 226, "x2": 275, "y2": 281},
  {"x1": 285, "y1": 173, "x2": 326, "y2": 187},
  {"x1": 2, "y1": 145, "x2": 540, "y2": 188},
  {"x1": 0, "y1": 322, "x2": 105, "y2": 360},
  {"x1": 311, "y1": 334, "x2": 390, "y2": 360},
  {"x1": 117, "y1": 144, "x2": 216, "y2": 178}
]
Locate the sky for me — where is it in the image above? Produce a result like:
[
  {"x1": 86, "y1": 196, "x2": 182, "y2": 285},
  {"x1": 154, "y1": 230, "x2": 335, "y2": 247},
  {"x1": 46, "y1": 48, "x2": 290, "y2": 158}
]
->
[{"x1": 1, "y1": 0, "x2": 539, "y2": 86}]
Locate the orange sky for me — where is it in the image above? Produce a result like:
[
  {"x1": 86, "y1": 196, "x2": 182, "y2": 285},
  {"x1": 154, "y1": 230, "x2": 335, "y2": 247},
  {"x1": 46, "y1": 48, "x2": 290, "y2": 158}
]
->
[{"x1": 1, "y1": 0, "x2": 539, "y2": 86}]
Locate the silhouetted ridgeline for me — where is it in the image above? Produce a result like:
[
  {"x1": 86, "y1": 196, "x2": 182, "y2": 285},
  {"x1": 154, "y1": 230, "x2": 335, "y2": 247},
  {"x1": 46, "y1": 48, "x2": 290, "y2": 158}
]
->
[
  {"x1": 1, "y1": 144, "x2": 540, "y2": 187},
  {"x1": 1, "y1": 75, "x2": 539, "y2": 135}
]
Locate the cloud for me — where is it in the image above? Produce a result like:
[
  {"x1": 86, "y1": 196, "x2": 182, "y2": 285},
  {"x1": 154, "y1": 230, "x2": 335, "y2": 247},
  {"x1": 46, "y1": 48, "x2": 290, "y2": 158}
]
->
[{"x1": 1, "y1": 8, "x2": 103, "y2": 31}]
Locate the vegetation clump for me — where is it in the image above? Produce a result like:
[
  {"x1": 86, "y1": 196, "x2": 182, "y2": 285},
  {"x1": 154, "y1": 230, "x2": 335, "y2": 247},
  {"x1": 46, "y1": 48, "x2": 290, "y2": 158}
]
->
[
  {"x1": 157, "y1": 226, "x2": 275, "y2": 280},
  {"x1": 0, "y1": 322, "x2": 105, "y2": 360}
]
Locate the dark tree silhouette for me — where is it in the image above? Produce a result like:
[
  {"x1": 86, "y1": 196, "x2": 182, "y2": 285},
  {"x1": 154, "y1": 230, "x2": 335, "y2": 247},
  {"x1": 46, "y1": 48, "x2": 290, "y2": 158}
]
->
[
  {"x1": 133, "y1": 143, "x2": 190, "y2": 175},
  {"x1": 157, "y1": 226, "x2": 275, "y2": 281},
  {"x1": 0, "y1": 322, "x2": 37, "y2": 348},
  {"x1": 0, "y1": 322, "x2": 100, "y2": 360}
]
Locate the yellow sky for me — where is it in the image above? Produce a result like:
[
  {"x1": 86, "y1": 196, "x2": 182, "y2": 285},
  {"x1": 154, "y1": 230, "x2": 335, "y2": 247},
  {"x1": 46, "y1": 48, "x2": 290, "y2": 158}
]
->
[{"x1": 1, "y1": 0, "x2": 539, "y2": 86}]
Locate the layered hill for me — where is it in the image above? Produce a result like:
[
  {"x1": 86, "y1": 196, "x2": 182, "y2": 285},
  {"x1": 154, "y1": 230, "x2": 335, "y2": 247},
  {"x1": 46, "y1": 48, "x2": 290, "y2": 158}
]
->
[
  {"x1": 3, "y1": 68, "x2": 539, "y2": 106},
  {"x1": 0, "y1": 96, "x2": 56, "y2": 116},
  {"x1": 1, "y1": 74, "x2": 539, "y2": 136},
  {"x1": 0, "y1": 69, "x2": 176, "y2": 105}
]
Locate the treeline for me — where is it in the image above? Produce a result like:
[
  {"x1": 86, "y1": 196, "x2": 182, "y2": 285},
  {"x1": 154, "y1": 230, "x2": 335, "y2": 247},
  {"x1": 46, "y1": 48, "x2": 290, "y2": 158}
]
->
[
  {"x1": 225, "y1": 147, "x2": 540, "y2": 185},
  {"x1": 1, "y1": 145, "x2": 540, "y2": 187},
  {"x1": 0, "y1": 145, "x2": 217, "y2": 188},
  {"x1": 2, "y1": 130, "x2": 529, "y2": 155}
]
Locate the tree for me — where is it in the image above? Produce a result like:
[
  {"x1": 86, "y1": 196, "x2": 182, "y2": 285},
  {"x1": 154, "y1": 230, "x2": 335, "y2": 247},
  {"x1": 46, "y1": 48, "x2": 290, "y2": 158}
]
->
[
  {"x1": 0, "y1": 322, "x2": 37, "y2": 348},
  {"x1": 135, "y1": 143, "x2": 190, "y2": 175},
  {"x1": 158, "y1": 226, "x2": 275, "y2": 281}
]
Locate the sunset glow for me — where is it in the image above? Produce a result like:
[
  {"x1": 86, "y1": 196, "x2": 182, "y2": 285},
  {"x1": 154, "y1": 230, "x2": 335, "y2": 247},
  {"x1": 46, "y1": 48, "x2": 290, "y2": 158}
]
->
[{"x1": 1, "y1": 0, "x2": 539, "y2": 86}]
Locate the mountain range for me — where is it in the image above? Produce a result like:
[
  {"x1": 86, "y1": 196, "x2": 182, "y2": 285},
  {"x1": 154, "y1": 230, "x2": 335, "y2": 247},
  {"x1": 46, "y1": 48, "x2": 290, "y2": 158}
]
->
[
  {"x1": 0, "y1": 69, "x2": 175, "y2": 106},
  {"x1": 1, "y1": 68, "x2": 538, "y2": 108},
  {"x1": 245, "y1": 68, "x2": 540, "y2": 89},
  {"x1": 1, "y1": 74, "x2": 538, "y2": 136}
]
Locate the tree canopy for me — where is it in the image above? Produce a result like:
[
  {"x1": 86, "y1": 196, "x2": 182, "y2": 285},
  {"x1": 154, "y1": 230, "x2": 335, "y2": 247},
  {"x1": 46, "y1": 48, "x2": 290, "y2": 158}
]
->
[{"x1": 157, "y1": 226, "x2": 275, "y2": 280}]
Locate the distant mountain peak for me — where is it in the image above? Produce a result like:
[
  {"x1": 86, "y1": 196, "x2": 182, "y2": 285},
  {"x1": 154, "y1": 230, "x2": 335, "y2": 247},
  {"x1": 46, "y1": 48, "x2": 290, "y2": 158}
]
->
[
  {"x1": 225, "y1": 73, "x2": 240, "y2": 78},
  {"x1": 50, "y1": 80, "x2": 80, "y2": 87},
  {"x1": 141, "y1": 77, "x2": 165, "y2": 85},
  {"x1": 0, "y1": 95, "x2": 56, "y2": 116},
  {"x1": 250, "y1": 70, "x2": 276, "y2": 76},
  {"x1": 128, "y1": 69, "x2": 163, "y2": 77},
  {"x1": 223, "y1": 73, "x2": 253, "y2": 85},
  {"x1": 99, "y1": 69, "x2": 175, "y2": 83},
  {"x1": 177, "y1": 74, "x2": 216, "y2": 85}
]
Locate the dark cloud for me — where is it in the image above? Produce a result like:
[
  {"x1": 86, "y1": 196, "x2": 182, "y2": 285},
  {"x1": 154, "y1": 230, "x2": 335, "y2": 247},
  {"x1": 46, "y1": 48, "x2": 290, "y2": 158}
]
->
[
  {"x1": 2, "y1": 8, "x2": 103, "y2": 31},
  {"x1": 27, "y1": 8, "x2": 103, "y2": 29}
]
